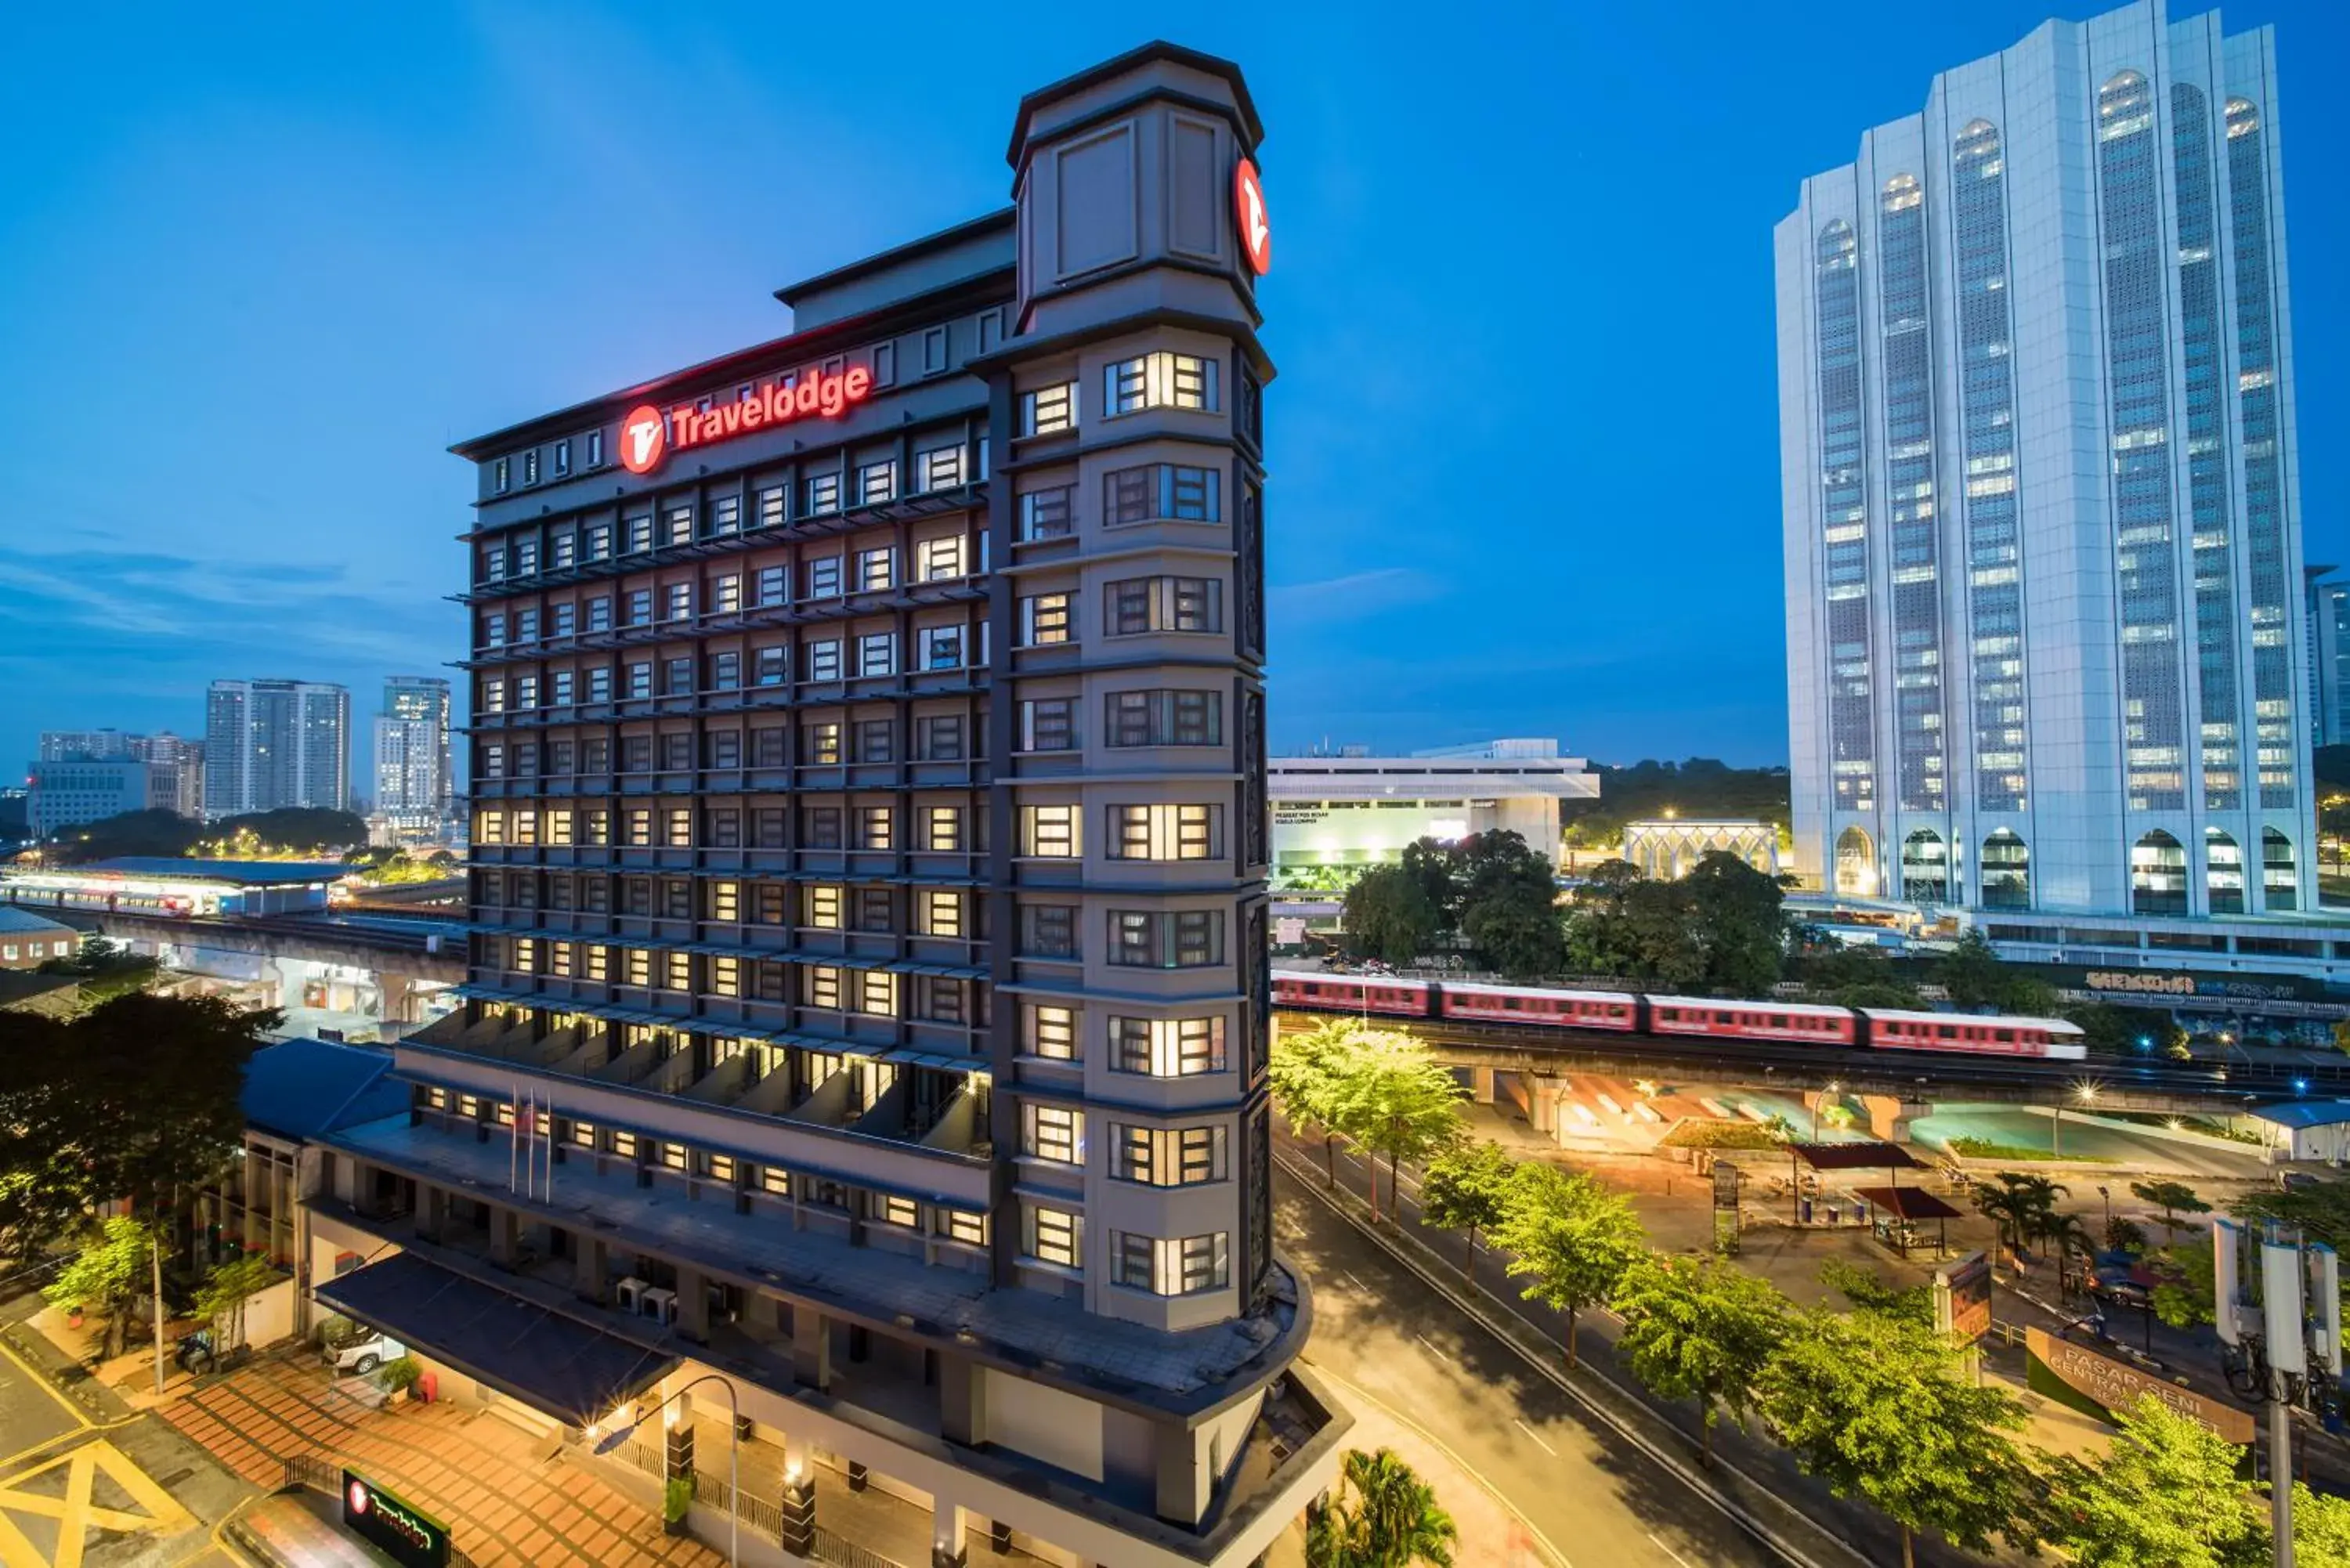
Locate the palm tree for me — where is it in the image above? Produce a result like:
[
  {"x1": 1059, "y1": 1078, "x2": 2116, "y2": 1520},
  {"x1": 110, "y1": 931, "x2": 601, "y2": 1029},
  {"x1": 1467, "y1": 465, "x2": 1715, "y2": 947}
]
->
[
  {"x1": 1306, "y1": 1447, "x2": 1459, "y2": 1568},
  {"x1": 2044, "y1": 1212, "x2": 2098, "y2": 1299},
  {"x1": 1972, "y1": 1181, "x2": 2034, "y2": 1268}
]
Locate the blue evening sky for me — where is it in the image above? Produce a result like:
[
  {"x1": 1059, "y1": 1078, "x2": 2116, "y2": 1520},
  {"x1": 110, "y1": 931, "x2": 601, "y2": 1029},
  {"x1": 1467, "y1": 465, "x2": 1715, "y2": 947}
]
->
[{"x1": 2, "y1": 0, "x2": 2341, "y2": 785}]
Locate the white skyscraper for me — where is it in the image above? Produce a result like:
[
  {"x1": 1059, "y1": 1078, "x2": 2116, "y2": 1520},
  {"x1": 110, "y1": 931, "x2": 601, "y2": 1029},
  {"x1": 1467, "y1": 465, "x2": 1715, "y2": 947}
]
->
[
  {"x1": 204, "y1": 679, "x2": 351, "y2": 817},
  {"x1": 374, "y1": 677, "x2": 452, "y2": 817},
  {"x1": 1778, "y1": 0, "x2": 2314, "y2": 933}
]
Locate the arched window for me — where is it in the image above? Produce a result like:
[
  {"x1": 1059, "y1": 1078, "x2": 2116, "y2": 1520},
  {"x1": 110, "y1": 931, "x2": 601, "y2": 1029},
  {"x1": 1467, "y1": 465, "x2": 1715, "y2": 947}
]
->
[
  {"x1": 1953, "y1": 119, "x2": 2026, "y2": 812},
  {"x1": 1901, "y1": 829, "x2": 1950, "y2": 903},
  {"x1": 2204, "y1": 829, "x2": 2243, "y2": 916},
  {"x1": 1834, "y1": 826, "x2": 1877, "y2": 898},
  {"x1": 1817, "y1": 219, "x2": 1875, "y2": 813},
  {"x1": 1980, "y1": 830, "x2": 2030, "y2": 910},
  {"x1": 2131, "y1": 829, "x2": 2188, "y2": 916},
  {"x1": 2262, "y1": 828, "x2": 2297, "y2": 911},
  {"x1": 1880, "y1": 175, "x2": 1943, "y2": 814},
  {"x1": 2099, "y1": 71, "x2": 2186, "y2": 812}
]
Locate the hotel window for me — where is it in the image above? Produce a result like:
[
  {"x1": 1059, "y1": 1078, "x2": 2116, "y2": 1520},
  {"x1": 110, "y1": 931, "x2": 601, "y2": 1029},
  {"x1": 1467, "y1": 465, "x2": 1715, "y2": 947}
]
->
[
  {"x1": 587, "y1": 667, "x2": 613, "y2": 703},
  {"x1": 1104, "y1": 462, "x2": 1220, "y2": 525},
  {"x1": 625, "y1": 661, "x2": 653, "y2": 699},
  {"x1": 483, "y1": 612, "x2": 506, "y2": 648},
  {"x1": 656, "y1": 1139, "x2": 688, "y2": 1172},
  {"x1": 923, "y1": 806, "x2": 962, "y2": 851},
  {"x1": 805, "y1": 966, "x2": 843, "y2": 1010},
  {"x1": 550, "y1": 602, "x2": 576, "y2": 637},
  {"x1": 707, "y1": 807, "x2": 741, "y2": 847},
  {"x1": 493, "y1": 457, "x2": 509, "y2": 493},
  {"x1": 710, "y1": 573, "x2": 742, "y2": 613},
  {"x1": 916, "y1": 537, "x2": 965, "y2": 581},
  {"x1": 1020, "y1": 381, "x2": 1077, "y2": 436},
  {"x1": 859, "y1": 634, "x2": 896, "y2": 677},
  {"x1": 701, "y1": 1151, "x2": 737, "y2": 1184},
  {"x1": 1112, "y1": 1233, "x2": 1228, "y2": 1295},
  {"x1": 625, "y1": 511, "x2": 653, "y2": 553},
  {"x1": 1020, "y1": 904, "x2": 1078, "y2": 959},
  {"x1": 939, "y1": 1209, "x2": 988, "y2": 1247},
  {"x1": 807, "y1": 556, "x2": 842, "y2": 598},
  {"x1": 1021, "y1": 593, "x2": 1072, "y2": 647},
  {"x1": 623, "y1": 947, "x2": 652, "y2": 987},
  {"x1": 807, "y1": 471, "x2": 841, "y2": 515},
  {"x1": 663, "y1": 505, "x2": 694, "y2": 546},
  {"x1": 522, "y1": 450, "x2": 539, "y2": 486},
  {"x1": 855, "y1": 887, "x2": 893, "y2": 930},
  {"x1": 585, "y1": 522, "x2": 611, "y2": 560},
  {"x1": 584, "y1": 945, "x2": 609, "y2": 981},
  {"x1": 806, "y1": 639, "x2": 843, "y2": 681},
  {"x1": 1106, "y1": 576, "x2": 1221, "y2": 635},
  {"x1": 514, "y1": 608, "x2": 540, "y2": 642},
  {"x1": 1023, "y1": 1104, "x2": 1084, "y2": 1165},
  {"x1": 660, "y1": 731, "x2": 692, "y2": 769},
  {"x1": 710, "y1": 495, "x2": 740, "y2": 536},
  {"x1": 512, "y1": 810, "x2": 539, "y2": 846},
  {"x1": 666, "y1": 806, "x2": 692, "y2": 846},
  {"x1": 553, "y1": 438, "x2": 571, "y2": 476},
  {"x1": 1108, "y1": 803, "x2": 1220, "y2": 862},
  {"x1": 919, "y1": 625, "x2": 964, "y2": 670},
  {"x1": 917, "y1": 446, "x2": 964, "y2": 491},
  {"x1": 585, "y1": 596, "x2": 613, "y2": 632},
  {"x1": 921, "y1": 889, "x2": 963, "y2": 936},
  {"x1": 752, "y1": 728, "x2": 787, "y2": 768},
  {"x1": 663, "y1": 582, "x2": 693, "y2": 621},
  {"x1": 1024, "y1": 1003, "x2": 1076, "y2": 1060},
  {"x1": 802, "y1": 806, "x2": 842, "y2": 847},
  {"x1": 1111, "y1": 1125, "x2": 1226, "y2": 1187},
  {"x1": 857, "y1": 547, "x2": 893, "y2": 592},
  {"x1": 1104, "y1": 351, "x2": 1217, "y2": 414},
  {"x1": 1108, "y1": 909, "x2": 1224, "y2": 969},
  {"x1": 512, "y1": 938, "x2": 537, "y2": 973},
  {"x1": 1023, "y1": 1205, "x2": 1083, "y2": 1270},
  {"x1": 1018, "y1": 486, "x2": 1074, "y2": 541},
  {"x1": 754, "y1": 646, "x2": 789, "y2": 686},
  {"x1": 1110, "y1": 1016, "x2": 1227, "y2": 1076},
  {"x1": 755, "y1": 486, "x2": 786, "y2": 530},
  {"x1": 610, "y1": 1129, "x2": 639, "y2": 1161},
  {"x1": 516, "y1": 539, "x2": 540, "y2": 575},
  {"x1": 804, "y1": 722, "x2": 843, "y2": 764},
  {"x1": 1106, "y1": 689, "x2": 1221, "y2": 747},
  {"x1": 546, "y1": 808, "x2": 574, "y2": 846},
  {"x1": 550, "y1": 534, "x2": 576, "y2": 572},
  {"x1": 710, "y1": 956, "x2": 740, "y2": 995},
  {"x1": 858, "y1": 970, "x2": 898, "y2": 1017},
  {"x1": 760, "y1": 1164, "x2": 792, "y2": 1196},
  {"x1": 806, "y1": 1179, "x2": 848, "y2": 1212},
  {"x1": 857, "y1": 460, "x2": 896, "y2": 505},
  {"x1": 548, "y1": 670, "x2": 575, "y2": 706},
  {"x1": 855, "y1": 804, "x2": 894, "y2": 849},
  {"x1": 480, "y1": 677, "x2": 505, "y2": 714},
  {"x1": 707, "y1": 730, "x2": 742, "y2": 768},
  {"x1": 549, "y1": 942, "x2": 573, "y2": 977},
  {"x1": 1020, "y1": 804, "x2": 1079, "y2": 858},
  {"x1": 624, "y1": 588, "x2": 652, "y2": 626},
  {"x1": 804, "y1": 884, "x2": 843, "y2": 929},
  {"x1": 513, "y1": 675, "x2": 539, "y2": 709},
  {"x1": 664, "y1": 951, "x2": 690, "y2": 991},
  {"x1": 855, "y1": 719, "x2": 894, "y2": 762},
  {"x1": 916, "y1": 714, "x2": 965, "y2": 761},
  {"x1": 1018, "y1": 697, "x2": 1076, "y2": 753},
  {"x1": 750, "y1": 565, "x2": 785, "y2": 606},
  {"x1": 709, "y1": 880, "x2": 740, "y2": 920},
  {"x1": 870, "y1": 1192, "x2": 920, "y2": 1230},
  {"x1": 707, "y1": 651, "x2": 740, "y2": 690}
]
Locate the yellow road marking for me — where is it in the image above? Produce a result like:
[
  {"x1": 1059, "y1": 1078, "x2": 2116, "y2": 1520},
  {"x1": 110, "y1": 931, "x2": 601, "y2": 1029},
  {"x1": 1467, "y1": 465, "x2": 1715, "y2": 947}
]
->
[
  {"x1": 0, "y1": 1339, "x2": 92, "y2": 1435},
  {"x1": 0, "y1": 1439, "x2": 195, "y2": 1568}
]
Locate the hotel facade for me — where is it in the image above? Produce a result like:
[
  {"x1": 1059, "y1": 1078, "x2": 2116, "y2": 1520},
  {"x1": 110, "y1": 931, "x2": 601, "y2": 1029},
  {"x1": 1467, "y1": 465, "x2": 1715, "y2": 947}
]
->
[
  {"x1": 1778, "y1": 1, "x2": 2334, "y2": 972},
  {"x1": 305, "y1": 43, "x2": 1340, "y2": 1568}
]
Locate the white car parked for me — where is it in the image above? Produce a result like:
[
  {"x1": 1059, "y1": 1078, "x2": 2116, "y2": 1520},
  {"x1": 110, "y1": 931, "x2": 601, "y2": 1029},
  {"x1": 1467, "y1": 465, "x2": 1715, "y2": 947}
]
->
[{"x1": 324, "y1": 1326, "x2": 406, "y2": 1376}]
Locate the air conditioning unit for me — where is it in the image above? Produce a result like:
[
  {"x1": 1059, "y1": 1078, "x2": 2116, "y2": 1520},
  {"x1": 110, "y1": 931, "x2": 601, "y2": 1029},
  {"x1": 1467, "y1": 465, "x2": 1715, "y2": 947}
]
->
[
  {"x1": 615, "y1": 1277, "x2": 649, "y2": 1313},
  {"x1": 641, "y1": 1287, "x2": 678, "y2": 1327}
]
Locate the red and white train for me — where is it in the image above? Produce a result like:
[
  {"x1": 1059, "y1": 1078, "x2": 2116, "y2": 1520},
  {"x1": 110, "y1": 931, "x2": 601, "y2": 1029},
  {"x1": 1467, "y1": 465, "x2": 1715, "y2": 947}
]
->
[{"x1": 1271, "y1": 971, "x2": 2088, "y2": 1060}]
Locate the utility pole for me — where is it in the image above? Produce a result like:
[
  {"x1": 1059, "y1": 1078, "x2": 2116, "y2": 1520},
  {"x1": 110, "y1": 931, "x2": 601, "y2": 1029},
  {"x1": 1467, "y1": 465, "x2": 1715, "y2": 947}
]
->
[{"x1": 2214, "y1": 1219, "x2": 2343, "y2": 1568}]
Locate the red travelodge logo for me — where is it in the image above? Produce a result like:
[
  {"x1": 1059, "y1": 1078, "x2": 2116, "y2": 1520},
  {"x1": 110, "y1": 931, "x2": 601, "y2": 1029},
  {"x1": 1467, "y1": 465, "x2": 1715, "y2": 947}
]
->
[
  {"x1": 619, "y1": 364, "x2": 874, "y2": 476},
  {"x1": 1234, "y1": 157, "x2": 1271, "y2": 276}
]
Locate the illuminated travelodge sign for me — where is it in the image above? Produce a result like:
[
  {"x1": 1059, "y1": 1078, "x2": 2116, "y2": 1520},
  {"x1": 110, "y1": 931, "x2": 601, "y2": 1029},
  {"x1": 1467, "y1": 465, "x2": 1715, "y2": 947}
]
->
[
  {"x1": 343, "y1": 1469, "x2": 450, "y2": 1568},
  {"x1": 620, "y1": 363, "x2": 874, "y2": 476},
  {"x1": 1234, "y1": 157, "x2": 1271, "y2": 276}
]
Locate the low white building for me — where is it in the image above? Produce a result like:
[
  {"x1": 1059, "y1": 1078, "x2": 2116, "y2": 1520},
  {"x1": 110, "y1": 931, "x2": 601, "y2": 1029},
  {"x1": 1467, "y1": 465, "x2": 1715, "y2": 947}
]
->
[
  {"x1": 2245, "y1": 1101, "x2": 2350, "y2": 1164},
  {"x1": 1271, "y1": 739, "x2": 1597, "y2": 883}
]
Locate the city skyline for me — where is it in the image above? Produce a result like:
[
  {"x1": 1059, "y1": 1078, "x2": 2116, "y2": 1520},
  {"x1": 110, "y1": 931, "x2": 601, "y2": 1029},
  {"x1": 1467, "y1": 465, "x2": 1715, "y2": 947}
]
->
[{"x1": 4, "y1": 0, "x2": 2339, "y2": 779}]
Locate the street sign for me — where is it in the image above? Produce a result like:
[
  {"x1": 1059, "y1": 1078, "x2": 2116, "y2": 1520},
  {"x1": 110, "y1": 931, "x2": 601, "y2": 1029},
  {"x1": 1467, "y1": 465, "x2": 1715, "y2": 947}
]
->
[
  {"x1": 1934, "y1": 1251, "x2": 1992, "y2": 1345},
  {"x1": 2023, "y1": 1327, "x2": 2255, "y2": 1443},
  {"x1": 342, "y1": 1469, "x2": 450, "y2": 1568}
]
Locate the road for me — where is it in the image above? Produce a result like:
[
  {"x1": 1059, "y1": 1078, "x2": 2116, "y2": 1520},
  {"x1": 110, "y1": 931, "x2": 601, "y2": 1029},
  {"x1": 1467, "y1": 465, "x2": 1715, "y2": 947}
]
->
[
  {"x1": 1282, "y1": 1168, "x2": 1783, "y2": 1568},
  {"x1": 1908, "y1": 1104, "x2": 2271, "y2": 1180}
]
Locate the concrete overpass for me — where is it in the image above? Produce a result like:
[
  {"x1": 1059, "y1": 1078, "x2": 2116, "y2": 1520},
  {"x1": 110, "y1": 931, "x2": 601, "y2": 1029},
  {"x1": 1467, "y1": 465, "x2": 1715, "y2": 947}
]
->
[{"x1": 92, "y1": 910, "x2": 464, "y2": 1028}]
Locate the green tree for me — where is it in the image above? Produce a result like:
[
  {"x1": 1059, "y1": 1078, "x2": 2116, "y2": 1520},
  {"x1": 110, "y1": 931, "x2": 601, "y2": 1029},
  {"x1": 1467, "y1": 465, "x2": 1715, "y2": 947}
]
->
[
  {"x1": 1398, "y1": 837, "x2": 1463, "y2": 930},
  {"x1": 2047, "y1": 1211, "x2": 2100, "y2": 1299},
  {"x1": 1611, "y1": 1253, "x2": 1791, "y2": 1467},
  {"x1": 1972, "y1": 1172, "x2": 2066, "y2": 1267},
  {"x1": 2233, "y1": 1181, "x2": 2350, "y2": 1250},
  {"x1": 1938, "y1": 930, "x2": 2007, "y2": 1009},
  {"x1": 2294, "y1": 1483, "x2": 2350, "y2": 1566},
  {"x1": 43, "y1": 1216, "x2": 156, "y2": 1359},
  {"x1": 1452, "y1": 831, "x2": 1564, "y2": 980},
  {"x1": 2041, "y1": 1394, "x2": 2266, "y2": 1568},
  {"x1": 1269, "y1": 1020, "x2": 1368, "y2": 1187},
  {"x1": 2150, "y1": 1237, "x2": 2218, "y2": 1331},
  {"x1": 1682, "y1": 850, "x2": 1787, "y2": 995},
  {"x1": 1303, "y1": 1447, "x2": 1459, "y2": 1568},
  {"x1": 1817, "y1": 1258, "x2": 1932, "y2": 1328},
  {"x1": 2131, "y1": 1180, "x2": 2214, "y2": 1244},
  {"x1": 1757, "y1": 1309, "x2": 2039, "y2": 1568},
  {"x1": 1419, "y1": 1140, "x2": 1517, "y2": 1282},
  {"x1": 1343, "y1": 866, "x2": 1441, "y2": 966},
  {"x1": 1491, "y1": 1163, "x2": 1645, "y2": 1371},
  {"x1": 1330, "y1": 1035, "x2": 1465, "y2": 1223},
  {"x1": 193, "y1": 1255, "x2": 280, "y2": 1353}
]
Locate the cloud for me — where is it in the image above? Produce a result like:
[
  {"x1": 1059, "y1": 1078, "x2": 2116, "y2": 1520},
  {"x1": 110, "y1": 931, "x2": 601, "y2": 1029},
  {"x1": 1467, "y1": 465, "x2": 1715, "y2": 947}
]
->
[{"x1": 1268, "y1": 566, "x2": 1444, "y2": 626}]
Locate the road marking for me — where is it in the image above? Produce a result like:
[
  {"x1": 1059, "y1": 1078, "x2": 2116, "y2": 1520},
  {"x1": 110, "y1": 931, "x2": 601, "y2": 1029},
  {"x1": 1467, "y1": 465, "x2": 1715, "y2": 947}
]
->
[
  {"x1": 0, "y1": 1438, "x2": 194, "y2": 1568},
  {"x1": 1343, "y1": 1271, "x2": 1368, "y2": 1293},
  {"x1": 1415, "y1": 1335, "x2": 1451, "y2": 1364},
  {"x1": 1310, "y1": 1365, "x2": 1571, "y2": 1568},
  {"x1": 0, "y1": 1336, "x2": 92, "y2": 1434},
  {"x1": 1648, "y1": 1534, "x2": 1699, "y2": 1568},
  {"x1": 1512, "y1": 1418, "x2": 1557, "y2": 1457}
]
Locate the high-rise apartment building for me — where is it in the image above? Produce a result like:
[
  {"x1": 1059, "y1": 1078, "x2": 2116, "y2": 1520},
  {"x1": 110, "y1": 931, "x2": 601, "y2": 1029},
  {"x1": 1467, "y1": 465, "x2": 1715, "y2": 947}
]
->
[
  {"x1": 204, "y1": 680, "x2": 350, "y2": 817},
  {"x1": 307, "y1": 45, "x2": 1337, "y2": 1568},
  {"x1": 2304, "y1": 568, "x2": 2348, "y2": 748},
  {"x1": 27, "y1": 728, "x2": 204, "y2": 831},
  {"x1": 1779, "y1": 0, "x2": 2316, "y2": 932},
  {"x1": 374, "y1": 676, "x2": 454, "y2": 817}
]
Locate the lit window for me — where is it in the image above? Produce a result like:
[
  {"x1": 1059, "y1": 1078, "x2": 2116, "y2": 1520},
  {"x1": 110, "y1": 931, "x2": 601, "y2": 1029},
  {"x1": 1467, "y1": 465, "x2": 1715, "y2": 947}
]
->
[
  {"x1": 857, "y1": 460, "x2": 896, "y2": 505},
  {"x1": 1019, "y1": 487, "x2": 1073, "y2": 541},
  {"x1": 1021, "y1": 593, "x2": 1072, "y2": 646},
  {"x1": 871, "y1": 1192, "x2": 920, "y2": 1230},
  {"x1": 1104, "y1": 352, "x2": 1217, "y2": 414},
  {"x1": 1020, "y1": 381, "x2": 1078, "y2": 435},
  {"x1": 1024, "y1": 1104, "x2": 1084, "y2": 1165},
  {"x1": 1020, "y1": 804, "x2": 1079, "y2": 858},
  {"x1": 916, "y1": 537, "x2": 965, "y2": 580},
  {"x1": 857, "y1": 548, "x2": 893, "y2": 592},
  {"x1": 923, "y1": 889, "x2": 963, "y2": 936},
  {"x1": 1111, "y1": 1232, "x2": 1228, "y2": 1295},
  {"x1": 858, "y1": 970, "x2": 897, "y2": 1017},
  {"x1": 1018, "y1": 698, "x2": 1077, "y2": 752},
  {"x1": 939, "y1": 1209, "x2": 988, "y2": 1246},
  {"x1": 924, "y1": 806, "x2": 962, "y2": 852},
  {"x1": 806, "y1": 966, "x2": 843, "y2": 1010},
  {"x1": 1111, "y1": 1125, "x2": 1227, "y2": 1187},
  {"x1": 1024, "y1": 1204, "x2": 1082, "y2": 1270},
  {"x1": 917, "y1": 447, "x2": 964, "y2": 491},
  {"x1": 1108, "y1": 803, "x2": 1219, "y2": 861},
  {"x1": 805, "y1": 885, "x2": 843, "y2": 929},
  {"x1": 807, "y1": 472, "x2": 841, "y2": 515},
  {"x1": 1025, "y1": 1004, "x2": 1077, "y2": 1059},
  {"x1": 1110, "y1": 1015, "x2": 1227, "y2": 1076}
]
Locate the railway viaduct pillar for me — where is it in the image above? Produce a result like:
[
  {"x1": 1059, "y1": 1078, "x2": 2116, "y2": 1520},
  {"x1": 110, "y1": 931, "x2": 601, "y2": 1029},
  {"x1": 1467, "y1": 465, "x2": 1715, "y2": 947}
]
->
[{"x1": 1853, "y1": 1093, "x2": 1935, "y2": 1143}]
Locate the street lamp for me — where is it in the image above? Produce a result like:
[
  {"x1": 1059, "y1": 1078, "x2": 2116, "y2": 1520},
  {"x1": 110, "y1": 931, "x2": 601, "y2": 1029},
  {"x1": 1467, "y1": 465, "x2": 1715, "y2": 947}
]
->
[
  {"x1": 1813, "y1": 1080, "x2": 1840, "y2": 1140},
  {"x1": 593, "y1": 1373, "x2": 739, "y2": 1568}
]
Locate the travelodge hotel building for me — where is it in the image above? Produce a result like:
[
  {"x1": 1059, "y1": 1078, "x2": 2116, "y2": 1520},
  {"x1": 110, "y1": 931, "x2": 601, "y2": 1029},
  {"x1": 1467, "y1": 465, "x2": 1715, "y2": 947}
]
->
[{"x1": 301, "y1": 42, "x2": 1344, "y2": 1568}]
